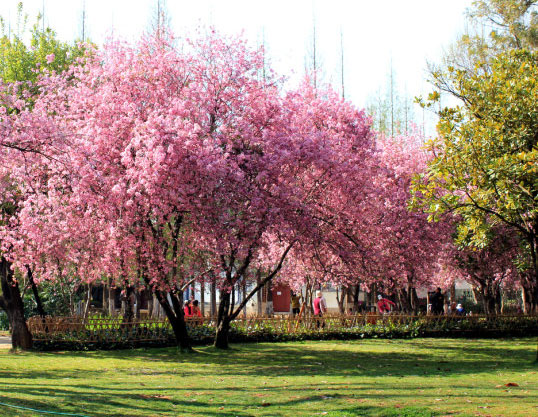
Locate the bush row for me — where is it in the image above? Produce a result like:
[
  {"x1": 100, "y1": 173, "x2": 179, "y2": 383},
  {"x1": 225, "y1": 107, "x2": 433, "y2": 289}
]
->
[{"x1": 30, "y1": 315, "x2": 538, "y2": 351}]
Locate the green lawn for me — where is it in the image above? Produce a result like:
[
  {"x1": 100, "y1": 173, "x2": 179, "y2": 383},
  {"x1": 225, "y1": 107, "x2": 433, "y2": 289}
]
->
[{"x1": 0, "y1": 338, "x2": 536, "y2": 417}]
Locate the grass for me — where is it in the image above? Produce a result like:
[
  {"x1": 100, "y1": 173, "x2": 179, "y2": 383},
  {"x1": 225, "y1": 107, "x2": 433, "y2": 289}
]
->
[{"x1": 0, "y1": 338, "x2": 536, "y2": 417}]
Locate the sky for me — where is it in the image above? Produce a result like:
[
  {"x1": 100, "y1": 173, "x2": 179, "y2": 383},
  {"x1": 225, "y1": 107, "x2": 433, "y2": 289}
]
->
[{"x1": 0, "y1": 0, "x2": 471, "y2": 133}]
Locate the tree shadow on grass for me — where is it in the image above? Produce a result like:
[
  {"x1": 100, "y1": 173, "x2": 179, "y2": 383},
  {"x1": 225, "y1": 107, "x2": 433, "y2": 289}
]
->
[
  {"x1": 0, "y1": 377, "x2": 534, "y2": 417},
  {"x1": 1, "y1": 339, "x2": 536, "y2": 416},
  {"x1": 0, "y1": 383, "x2": 481, "y2": 417},
  {"x1": 10, "y1": 339, "x2": 537, "y2": 379}
]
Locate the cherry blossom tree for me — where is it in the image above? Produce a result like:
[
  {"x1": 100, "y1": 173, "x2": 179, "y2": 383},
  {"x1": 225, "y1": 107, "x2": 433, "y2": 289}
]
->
[
  {"x1": 1, "y1": 29, "x2": 377, "y2": 350},
  {"x1": 280, "y1": 130, "x2": 454, "y2": 314}
]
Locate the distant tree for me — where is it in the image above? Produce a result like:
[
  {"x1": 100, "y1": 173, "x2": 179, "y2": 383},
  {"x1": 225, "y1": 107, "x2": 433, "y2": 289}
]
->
[
  {"x1": 0, "y1": 3, "x2": 86, "y2": 95},
  {"x1": 366, "y1": 66, "x2": 415, "y2": 136}
]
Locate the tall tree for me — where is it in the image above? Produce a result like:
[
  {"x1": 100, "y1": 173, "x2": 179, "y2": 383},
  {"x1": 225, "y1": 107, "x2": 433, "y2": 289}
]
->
[
  {"x1": 0, "y1": 5, "x2": 86, "y2": 349},
  {"x1": 430, "y1": 0, "x2": 537, "y2": 95},
  {"x1": 413, "y1": 49, "x2": 538, "y2": 312},
  {"x1": 2, "y1": 28, "x2": 376, "y2": 352},
  {"x1": 417, "y1": 1, "x2": 538, "y2": 312},
  {"x1": 366, "y1": 67, "x2": 415, "y2": 137}
]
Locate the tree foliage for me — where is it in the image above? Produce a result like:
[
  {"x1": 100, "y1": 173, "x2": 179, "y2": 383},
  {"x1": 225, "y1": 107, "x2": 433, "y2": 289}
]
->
[
  {"x1": 0, "y1": 3, "x2": 86, "y2": 95},
  {"x1": 413, "y1": 49, "x2": 538, "y2": 309}
]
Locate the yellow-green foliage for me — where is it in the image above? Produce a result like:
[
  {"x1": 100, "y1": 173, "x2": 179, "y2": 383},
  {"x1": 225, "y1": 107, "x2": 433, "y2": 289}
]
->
[
  {"x1": 413, "y1": 50, "x2": 537, "y2": 253},
  {"x1": 0, "y1": 3, "x2": 86, "y2": 94}
]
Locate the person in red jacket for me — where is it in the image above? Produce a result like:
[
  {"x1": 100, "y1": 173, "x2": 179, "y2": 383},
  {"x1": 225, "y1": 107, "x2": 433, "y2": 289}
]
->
[
  {"x1": 313, "y1": 290, "x2": 327, "y2": 328},
  {"x1": 191, "y1": 300, "x2": 202, "y2": 317},
  {"x1": 377, "y1": 295, "x2": 395, "y2": 314},
  {"x1": 183, "y1": 300, "x2": 192, "y2": 318},
  {"x1": 191, "y1": 300, "x2": 203, "y2": 325}
]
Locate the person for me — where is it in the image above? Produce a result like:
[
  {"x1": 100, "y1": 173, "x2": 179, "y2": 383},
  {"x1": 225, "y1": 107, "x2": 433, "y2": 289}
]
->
[
  {"x1": 430, "y1": 287, "x2": 445, "y2": 315},
  {"x1": 313, "y1": 290, "x2": 327, "y2": 328},
  {"x1": 455, "y1": 303, "x2": 465, "y2": 316},
  {"x1": 291, "y1": 291, "x2": 301, "y2": 316},
  {"x1": 376, "y1": 295, "x2": 395, "y2": 314},
  {"x1": 191, "y1": 300, "x2": 203, "y2": 325},
  {"x1": 183, "y1": 300, "x2": 192, "y2": 318}
]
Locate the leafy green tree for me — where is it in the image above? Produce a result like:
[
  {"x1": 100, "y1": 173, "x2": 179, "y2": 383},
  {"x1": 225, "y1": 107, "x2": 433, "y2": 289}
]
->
[
  {"x1": 0, "y1": 3, "x2": 86, "y2": 94},
  {"x1": 413, "y1": 49, "x2": 538, "y2": 312},
  {"x1": 430, "y1": 0, "x2": 536, "y2": 95}
]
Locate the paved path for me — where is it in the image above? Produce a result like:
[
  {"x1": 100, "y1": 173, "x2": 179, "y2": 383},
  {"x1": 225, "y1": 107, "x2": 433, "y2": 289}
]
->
[{"x1": 0, "y1": 336, "x2": 11, "y2": 348}]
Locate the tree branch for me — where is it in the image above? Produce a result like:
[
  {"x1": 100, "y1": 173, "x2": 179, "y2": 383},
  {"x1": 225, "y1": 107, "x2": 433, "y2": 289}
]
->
[{"x1": 229, "y1": 240, "x2": 295, "y2": 321}]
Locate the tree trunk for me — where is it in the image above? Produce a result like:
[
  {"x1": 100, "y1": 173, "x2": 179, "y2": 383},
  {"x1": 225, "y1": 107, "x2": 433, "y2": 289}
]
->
[
  {"x1": 336, "y1": 286, "x2": 346, "y2": 314},
  {"x1": 83, "y1": 284, "x2": 92, "y2": 318},
  {"x1": 121, "y1": 286, "x2": 135, "y2": 323},
  {"x1": 147, "y1": 292, "x2": 154, "y2": 318},
  {"x1": 200, "y1": 281, "x2": 205, "y2": 317},
  {"x1": 449, "y1": 282, "x2": 456, "y2": 304},
  {"x1": 214, "y1": 289, "x2": 231, "y2": 349},
  {"x1": 473, "y1": 284, "x2": 499, "y2": 315},
  {"x1": 154, "y1": 288, "x2": 192, "y2": 352},
  {"x1": 522, "y1": 283, "x2": 538, "y2": 314},
  {"x1": 397, "y1": 287, "x2": 411, "y2": 313},
  {"x1": 135, "y1": 290, "x2": 141, "y2": 319},
  {"x1": 256, "y1": 271, "x2": 263, "y2": 316},
  {"x1": 109, "y1": 285, "x2": 116, "y2": 316},
  {"x1": 0, "y1": 257, "x2": 33, "y2": 349},
  {"x1": 352, "y1": 284, "x2": 360, "y2": 313},
  {"x1": 150, "y1": 294, "x2": 158, "y2": 317},
  {"x1": 242, "y1": 279, "x2": 247, "y2": 318},
  {"x1": 305, "y1": 280, "x2": 313, "y2": 316},
  {"x1": 27, "y1": 267, "x2": 46, "y2": 318},
  {"x1": 409, "y1": 287, "x2": 419, "y2": 314},
  {"x1": 210, "y1": 281, "x2": 217, "y2": 318},
  {"x1": 103, "y1": 283, "x2": 109, "y2": 314},
  {"x1": 215, "y1": 317, "x2": 231, "y2": 350}
]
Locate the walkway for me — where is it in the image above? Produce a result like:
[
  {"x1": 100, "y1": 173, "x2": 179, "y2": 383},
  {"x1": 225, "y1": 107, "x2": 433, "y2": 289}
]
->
[{"x1": 0, "y1": 336, "x2": 11, "y2": 348}]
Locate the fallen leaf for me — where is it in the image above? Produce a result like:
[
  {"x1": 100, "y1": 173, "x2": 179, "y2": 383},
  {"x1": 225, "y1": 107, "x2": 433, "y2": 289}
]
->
[
  {"x1": 139, "y1": 394, "x2": 171, "y2": 400},
  {"x1": 505, "y1": 382, "x2": 519, "y2": 387},
  {"x1": 261, "y1": 402, "x2": 271, "y2": 407}
]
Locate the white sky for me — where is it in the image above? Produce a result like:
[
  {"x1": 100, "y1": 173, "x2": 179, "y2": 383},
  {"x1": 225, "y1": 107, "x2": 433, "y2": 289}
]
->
[{"x1": 0, "y1": 0, "x2": 471, "y2": 133}]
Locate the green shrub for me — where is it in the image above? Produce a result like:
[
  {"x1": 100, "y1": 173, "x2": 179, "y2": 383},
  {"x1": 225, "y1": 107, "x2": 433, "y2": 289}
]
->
[{"x1": 30, "y1": 314, "x2": 538, "y2": 351}]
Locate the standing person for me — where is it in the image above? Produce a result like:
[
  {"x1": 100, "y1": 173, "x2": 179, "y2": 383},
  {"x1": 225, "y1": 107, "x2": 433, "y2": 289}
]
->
[
  {"x1": 313, "y1": 290, "x2": 327, "y2": 328},
  {"x1": 430, "y1": 287, "x2": 445, "y2": 315},
  {"x1": 376, "y1": 295, "x2": 395, "y2": 314},
  {"x1": 183, "y1": 300, "x2": 192, "y2": 319},
  {"x1": 191, "y1": 300, "x2": 203, "y2": 325},
  {"x1": 291, "y1": 291, "x2": 301, "y2": 316}
]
